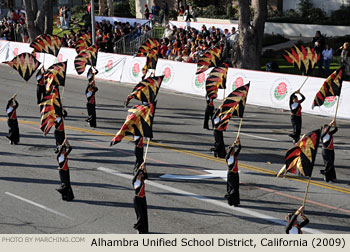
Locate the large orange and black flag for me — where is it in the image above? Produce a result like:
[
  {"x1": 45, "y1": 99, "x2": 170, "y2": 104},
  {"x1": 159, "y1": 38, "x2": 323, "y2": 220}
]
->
[
  {"x1": 136, "y1": 38, "x2": 160, "y2": 57},
  {"x1": 39, "y1": 86, "x2": 63, "y2": 135},
  {"x1": 74, "y1": 44, "x2": 98, "y2": 75},
  {"x1": 213, "y1": 82, "x2": 250, "y2": 131},
  {"x1": 312, "y1": 65, "x2": 344, "y2": 109},
  {"x1": 283, "y1": 45, "x2": 320, "y2": 75},
  {"x1": 30, "y1": 34, "x2": 62, "y2": 57},
  {"x1": 44, "y1": 61, "x2": 67, "y2": 92},
  {"x1": 75, "y1": 34, "x2": 92, "y2": 54},
  {"x1": 125, "y1": 76, "x2": 164, "y2": 106},
  {"x1": 277, "y1": 129, "x2": 321, "y2": 177},
  {"x1": 110, "y1": 104, "x2": 154, "y2": 145},
  {"x1": 196, "y1": 46, "x2": 222, "y2": 74},
  {"x1": 4, "y1": 53, "x2": 40, "y2": 81},
  {"x1": 205, "y1": 62, "x2": 228, "y2": 101}
]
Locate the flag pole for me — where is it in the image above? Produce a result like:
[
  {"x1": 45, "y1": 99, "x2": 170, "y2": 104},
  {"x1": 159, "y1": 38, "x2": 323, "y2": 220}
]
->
[
  {"x1": 302, "y1": 177, "x2": 311, "y2": 207},
  {"x1": 143, "y1": 138, "x2": 151, "y2": 163},
  {"x1": 236, "y1": 118, "x2": 243, "y2": 138},
  {"x1": 333, "y1": 96, "x2": 341, "y2": 121},
  {"x1": 299, "y1": 76, "x2": 309, "y2": 90},
  {"x1": 16, "y1": 81, "x2": 28, "y2": 95}
]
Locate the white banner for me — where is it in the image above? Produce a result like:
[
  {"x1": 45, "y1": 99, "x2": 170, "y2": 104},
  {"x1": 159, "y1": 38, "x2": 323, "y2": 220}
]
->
[
  {"x1": 95, "y1": 16, "x2": 150, "y2": 26},
  {"x1": 0, "y1": 40, "x2": 9, "y2": 63},
  {"x1": 1, "y1": 41, "x2": 349, "y2": 119},
  {"x1": 120, "y1": 56, "x2": 146, "y2": 84}
]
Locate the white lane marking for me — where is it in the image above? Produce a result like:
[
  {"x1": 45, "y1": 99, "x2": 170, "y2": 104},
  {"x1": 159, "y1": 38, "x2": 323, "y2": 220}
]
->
[
  {"x1": 5, "y1": 192, "x2": 73, "y2": 220},
  {"x1": 161, "y1": 170, "x2": 228, "y2": 181},
  {"x1": 97, "y1": 167, "x2": 324, "y2": 234},
  {"x1": 235, "y1": 132, "x2": 279, "y2": 141}
]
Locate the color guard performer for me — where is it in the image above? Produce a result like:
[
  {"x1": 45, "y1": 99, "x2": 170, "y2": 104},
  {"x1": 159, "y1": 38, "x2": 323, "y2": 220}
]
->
[
  {"x1": 36, "y1": 66, "x2": 46, "y2": 104},
  {"x1": 320, "y1": 119, "x2": 338, "y2": 182},
  {"x1": 225, "y1": 137, "x2": 241, "y2": 207},
  {"x1": 213, "y1": 129, "x2": 226, "y2": 158},
  {"x1": 56, "y1": 138, "x2": 74, "y2": 201},
  {"x1": 6, "y1": 94, "x2": 20, "y2": 145},
  {"x1": 132, "y1": 163, "x2": 149, "y2": 234},
  {"x1": 203, "y1": 97, "x2": 214, "y2": 130},
  {"x1": 289, "y1": 89, "x2": 305, "y2": 143},
  {"x1": 285, "y1": 206, "x2": 309, "y2": 234},
  {"x1": 85, "y1": 85, "x2": 98, "y2": 128},
  {"x1": 54, "y1": 114, "x2": 66, "y2": 153},
  {"x1": 134, "y1": 136, "x2": 144, "y2": 175}
]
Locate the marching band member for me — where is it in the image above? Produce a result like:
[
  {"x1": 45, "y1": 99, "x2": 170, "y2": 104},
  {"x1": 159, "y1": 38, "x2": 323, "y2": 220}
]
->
[
  {"x1": 289, "y1": 89, "x2": 305, "y2": 143},
  {"x1": 320, "y1": 119, "x2": 338, "y2": 182},
  {"x1": 6, "y1": 94, "x2": 20, "y2": 145},
  {"x1": 56, "y1": 138, "x2": 74, "y2": 201},
  {"x1": 285, "y1": 206, "x2": 309, "y2": 234},
  {"x1": 132, "y1": 163, "x2": 149, "y2": 234},
  {"x1": 225, "y1": 136, "x2": 241, "y2": 207}
]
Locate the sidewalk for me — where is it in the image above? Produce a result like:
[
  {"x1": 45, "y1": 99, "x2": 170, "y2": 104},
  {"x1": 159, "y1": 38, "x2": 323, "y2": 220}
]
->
[{"x1": 262, "y1": 36, "x2": 312, "y2": 53}]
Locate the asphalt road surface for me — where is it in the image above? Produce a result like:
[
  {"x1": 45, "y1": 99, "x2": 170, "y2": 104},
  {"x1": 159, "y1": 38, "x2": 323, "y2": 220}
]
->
[{"x1": 0, "y1": 65, "x2": 349, "y2": 234}]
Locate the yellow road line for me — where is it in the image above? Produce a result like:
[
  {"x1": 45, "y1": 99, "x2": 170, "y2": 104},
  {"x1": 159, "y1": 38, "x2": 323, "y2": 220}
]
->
[{"x1": 1, "y1": 118, "x2": 349, "y2": 194}]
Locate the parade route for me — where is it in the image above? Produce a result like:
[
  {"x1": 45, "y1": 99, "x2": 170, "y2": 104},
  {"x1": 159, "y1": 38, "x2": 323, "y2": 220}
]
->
[{"x1": 0, "y1": 65, "x2": 349, "y2": 234}]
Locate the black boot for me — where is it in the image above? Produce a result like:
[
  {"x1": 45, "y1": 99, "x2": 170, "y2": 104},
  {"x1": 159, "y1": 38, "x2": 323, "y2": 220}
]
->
[
  {"x1": 203, "y1": 104, "x2": 214, "y2": 130},
  {"x1": 214, "y1": 129, "x2": 226, "y2": 158},
  {"x1": 57, "y1": 169, "x2": 74, "y2": 201}
]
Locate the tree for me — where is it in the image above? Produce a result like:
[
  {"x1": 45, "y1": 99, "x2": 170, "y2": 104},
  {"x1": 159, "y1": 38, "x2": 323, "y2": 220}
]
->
[
  {"x1": 107, "y1": 0, "x2": 114, "y2": 16},
  {"x1": 232, "y1": 0, "x2": 267, "y2": 70},
  {"x1": 99, "y1": 0, "x2": 106, "y2": 15},
  {"x1": 23, "y1": 0, "x2": 53, "y2": 42}
]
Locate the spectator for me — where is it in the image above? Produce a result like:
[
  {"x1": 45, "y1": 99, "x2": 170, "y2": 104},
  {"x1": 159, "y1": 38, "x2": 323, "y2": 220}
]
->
[
  {"x1": 162, "y1": 24, "x2": 173, "y2": 40},
  {"x1": 163, "y1": 1, "x2": 169, "y2": 24},
  {"x1": 312, "y1": 31, "x2": 325, "y2": 51},
  {"x1": 144, "y1": 4, "x2": 150, "y2": 19},
  {"x1": 322, "y1": 44, "x2": 333, "y2": 76},
  {"x1": 151, "y1": 4, "x2": 160, "y2": 24},
  {"x1": 340, "y1": 42, "x2": 350, "y2": 80},
  {"x1": 175, "y1": 50, "x2": 183, "y2": 61},
  {"x1": 228, "y1": 26, "x2": 238, "y2": 47},
  {"x1": 184, "y1": 6, "x2": 192, "y2": 22},
  {"x1": 314, "y1": 41, "x2": 324, "y2": 76},
  {"x1": 178, "y1": 5, "x2": 185, "y2": 16}
]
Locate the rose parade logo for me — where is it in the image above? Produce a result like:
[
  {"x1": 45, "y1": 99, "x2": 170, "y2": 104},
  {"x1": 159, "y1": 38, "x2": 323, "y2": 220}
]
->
[
  {"x1": 270, "y1": 78, "x2": 291, "y2": 106},
  {"x1": 323, "y1": 96, "x2": 337, "y2": 108},
  {"x1": 132, "y1": 62, "x2": 140, "y2": 78},
  {"x1": 105, "y1": 59, "x2": 114, "y2": 72},
  {"x1": 274, "y1": 82, "x2": 288, "y2": 100},
  {"x1": 231, "y1": 73, "x2": 247, "y2": 92},
  {"x1": 194, "y1": 72, "x2": 206, "y2": 88},
  {"x1": 162, "y1": 65, "x2": 174, "y2": 84}
]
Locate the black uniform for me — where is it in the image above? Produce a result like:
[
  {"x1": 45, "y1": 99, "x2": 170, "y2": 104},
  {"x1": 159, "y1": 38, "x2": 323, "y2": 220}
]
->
[
  {"x1": 213, "y1": 129, "x2": 226, "y2": 158},
  {"x1": 54, "y1": 116, "x2": 65, "y2": 148},
  {"x1": 134, "y1": 136, "x2": 144, "y2": 174},
  {"x1": 132, "y1": 169, "x2": 149, "y2": 234},
  {"x1": 203, "y1": 97, "x2": 214, "y2": 130},
  {"x1": 6, "y1": 98, "x2": 20, "y2": 145},
  {"x1": 285, "y1": 210, "x2": 309, "y2": 234},
  {"x1": 86, "y1": 85, "x2": 98, "y2": 128},
  {"x1": 320, "y1": 125, "x2": 338, "y2": 182},
  {"x1": 225, "y1": 142, "x2": 241, "y2": 206},
  {"x1": 289, "y1": 92, "x2": 305, "y2": 143},
  {"x1": 36, "y1": 67, "x2": 46, "y2": 104},
  {"x1": 56, "y1": 144, "x2": 74, "y2": 201}
]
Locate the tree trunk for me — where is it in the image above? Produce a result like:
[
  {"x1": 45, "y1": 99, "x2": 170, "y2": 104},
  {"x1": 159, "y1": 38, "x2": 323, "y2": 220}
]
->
[
  {"x1": 23, "y1": 0, "x2": 53, "y2": 42},
  {"x1": 232, "y1": 0, "x2": 267, "y2": 70},
  {"x1": 99, "y1": 0, "x2": 106, "y2": 15},
  {"x1": 107, "y1": 0, "x2": 114, "y2": 16}
]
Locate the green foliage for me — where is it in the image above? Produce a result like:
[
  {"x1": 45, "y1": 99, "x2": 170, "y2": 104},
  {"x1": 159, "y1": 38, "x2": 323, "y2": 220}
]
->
[
  {"x1": 71, "y1": 4, "x2": 88, "y2": 23},
  {"x1": 226, "y1": 4, "x2": 236, "y2": 20},
  {"x1": 262, "y1": 34, "x2": 289, "y2": 47},
  {"x1": 129, "y1": 0, "x2": 136, "y2": 17},
  {"x1": 113, "y1": 1, "x2": 133, "y2": 18},
  {"x1": 168, "y1": 9, "x2": 178, "y2": 20},
  {"x1": 297, "y1": 0, "x2": 314, "y2": 18},
  {"x1": 330, "y1": 5, "x2": 350, "y2": 25},
  {"x1": 308, "y1": 7, "x2": 326, "y2": 22}
]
